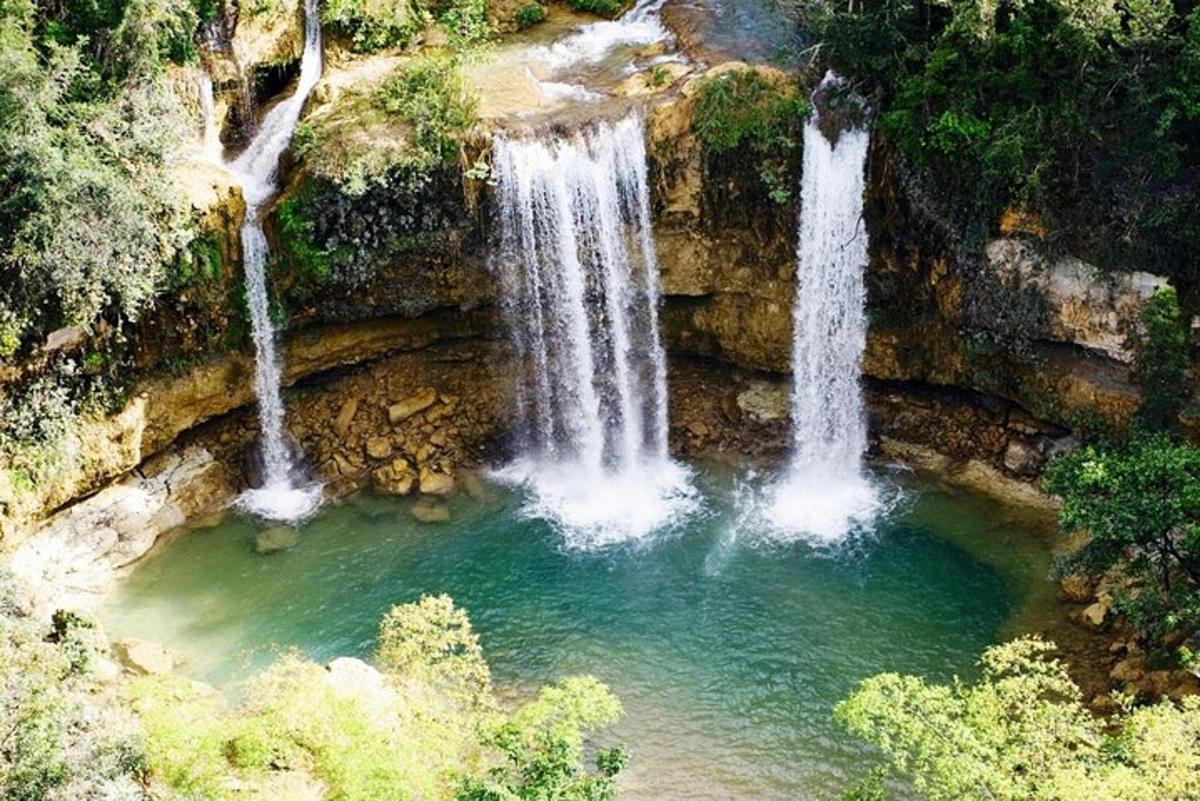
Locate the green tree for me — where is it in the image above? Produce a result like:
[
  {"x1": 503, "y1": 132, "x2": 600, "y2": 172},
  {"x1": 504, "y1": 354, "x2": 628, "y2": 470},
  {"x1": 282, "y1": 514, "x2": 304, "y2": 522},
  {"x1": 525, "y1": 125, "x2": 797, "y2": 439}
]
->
[
  {"x1": 131, "y1": 597, "x2": 627, "y2": 800},
  {"x1": 837, "y1": 637, "x2": 1200, "y2": 801},
  {"x1": 1133, "y1": 286, "x2": 1190, "y2": 431},
  {"x1": 1044, "y1": 435, "x2": 1200, "y2": 647}
]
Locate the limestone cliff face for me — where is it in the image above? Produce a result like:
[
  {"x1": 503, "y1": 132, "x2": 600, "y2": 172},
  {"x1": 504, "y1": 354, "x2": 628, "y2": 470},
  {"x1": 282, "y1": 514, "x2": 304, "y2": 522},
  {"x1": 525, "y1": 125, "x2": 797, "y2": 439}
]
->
[
  {"x1": 643, "y1": 64, "x2": 1164, "y2": 493},
  {"x1": 5, "y1": 62, "x2": 1184, "y2": 542}
]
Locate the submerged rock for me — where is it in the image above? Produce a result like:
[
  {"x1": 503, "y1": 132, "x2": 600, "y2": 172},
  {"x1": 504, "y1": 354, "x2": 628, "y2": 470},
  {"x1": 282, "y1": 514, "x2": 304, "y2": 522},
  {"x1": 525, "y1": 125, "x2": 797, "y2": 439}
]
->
[
  {"x1": 255, "y1": 526, "x2": 300, "y2": 554},
  {"x1": 113, "y1": 638, "x2": 175, "y2": 675},
  {"x1": 411, "y1": 502, "x2": 451, "y2": 524}
]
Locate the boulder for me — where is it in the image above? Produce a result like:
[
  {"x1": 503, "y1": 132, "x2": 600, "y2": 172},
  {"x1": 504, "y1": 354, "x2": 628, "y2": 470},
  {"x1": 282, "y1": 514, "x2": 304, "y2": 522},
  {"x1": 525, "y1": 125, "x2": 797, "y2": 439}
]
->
[
  {"x1": 1002, "y1": 439, "x2": 1043, "y2": 476},
  {"x1": 388, "y1": 388, "x2": 439, "y2": 424},
  {"x1": 365, "y1": 436, "x2": 393, "y2": 460},
  {"x1": 418, "y1": 468, "x2": 455, "y2": 497},
  {"x1": 737, "y1": 381, "x2": 789, "y2": 422},
  {"x1": 113, "y1": 638, "x2": 174, "y2": 675},
  {"x1": 1080, "y1": 599, "x2": 1110, "y2": 629},
  {"x1": 986, "y1": 238, "x2": 1169, "y2": 363},
  {"x1": 334, "y1": 398, "x2": 359, "y2": 436},
  {"x1": 255, "y1": 526, "x2": 300, "y2": 554},
  {"x1": 372, "y1": 458, "x2": 416, "y2": 496},
  {"x1": 459, "y1": 471, "x2": 487, "y2": 501},
  {"x1": 1110, "y1": 655, "x2": 1146, "y2": 684}
]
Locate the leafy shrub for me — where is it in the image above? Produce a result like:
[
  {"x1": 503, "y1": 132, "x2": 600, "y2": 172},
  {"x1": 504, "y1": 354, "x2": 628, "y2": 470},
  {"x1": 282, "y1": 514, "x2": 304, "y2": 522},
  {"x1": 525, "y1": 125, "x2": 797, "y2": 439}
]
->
[
  {"x1": 323, "y1": 0, "x2": 492, "y2": 53},
  {"x1": 569, "y1": 0, "x2": 624, "y2": 17},
  {"x1": 130, "y1": 597, "x2": 627, "y2": 801},
  {"x1": 1045, "y1": 434, "x2": 1200, "y2": 648},
  {"x1": 0, "y1": 573, "x2": 149, "y2": 801},
  {"x1": 377, "y1": 593, "x2": 493, "y2": 707},
  {"x1": 430, "y1": 0, "x2": 491, "y2": 48},
  {"x1": 693, "y1": 69, "x2": 809, "y2": 203},
  {"x1": 377, "y1": 56, "x2": 479, "y2": 171},
  {"x1": 1133, "y1": 286, "x2": 1190, "y2": 431},
  {"x1": 514, "y1": 2, "x2": 546, "y2": 29},
  {"x1": 838, "y1": 637, "x2": 1200, "y2": 801},
  {"x1": 322, "y1": 0, "x2": 422, "y2": 53}
]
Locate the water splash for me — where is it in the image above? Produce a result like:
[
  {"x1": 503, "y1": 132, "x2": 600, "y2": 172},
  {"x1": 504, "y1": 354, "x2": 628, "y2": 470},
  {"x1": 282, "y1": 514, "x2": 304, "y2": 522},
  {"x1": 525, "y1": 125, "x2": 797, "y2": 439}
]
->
[
  {"x1": 227, "y1": 0, "x2": 324, "y2": 522},
  {"x1": 490, "y1": 114, "x2": 695, "y2": 548},
  {"x1": 766, "y1": 74, "x2": 880, "y2": 544}
]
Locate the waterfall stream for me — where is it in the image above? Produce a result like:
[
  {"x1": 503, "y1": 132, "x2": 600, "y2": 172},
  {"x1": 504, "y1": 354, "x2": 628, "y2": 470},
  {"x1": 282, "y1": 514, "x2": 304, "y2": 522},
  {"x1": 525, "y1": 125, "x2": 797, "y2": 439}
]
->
[
  {"x1": 491, "y1": 115, "x2": 694, "y2": 547},
  {"x1": 766, "y1": 77, "x2": 880, "y2": 542},
  {"x1": 197, "y1": 71, "x2": 222, "y2": 162},
  {"x1": 228, "y1": 0, "x2": 324, "y2": 522}
]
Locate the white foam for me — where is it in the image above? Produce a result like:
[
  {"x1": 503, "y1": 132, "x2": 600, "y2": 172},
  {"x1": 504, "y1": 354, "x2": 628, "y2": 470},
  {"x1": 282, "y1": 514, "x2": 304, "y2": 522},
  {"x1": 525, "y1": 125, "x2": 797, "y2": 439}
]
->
[
  {"x1": 236, "y1": 483, "x2": 323, "y2": 524},
  {"x1": 528, "y1": 0, "x2": 669, "y2": 73},
  {"x1": 492, "y1": 458, "x2": 698, "y2": 550}
]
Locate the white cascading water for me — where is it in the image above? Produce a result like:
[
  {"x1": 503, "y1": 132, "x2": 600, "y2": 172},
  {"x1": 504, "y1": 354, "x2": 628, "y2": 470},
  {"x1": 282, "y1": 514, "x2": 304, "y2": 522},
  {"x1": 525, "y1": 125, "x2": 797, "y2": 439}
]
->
[
  {"x1": 522, "y1": 0, "x2": 672, "y2": 108},
  {"x1": 227, "y1": 0, "x2": 324, "y2": 521},
  {"x1": 533, "y1": 0, "x2": 668, "y2": 71},
  {"x1": 491, "y1": 115, "x2": 694, "y2": 547},
  {"x1": 766, "y1": 76, "x2": 880, "y2": 543},
  {"x1": 197, "y1": 71, "x2": 222, "y2": 162}
]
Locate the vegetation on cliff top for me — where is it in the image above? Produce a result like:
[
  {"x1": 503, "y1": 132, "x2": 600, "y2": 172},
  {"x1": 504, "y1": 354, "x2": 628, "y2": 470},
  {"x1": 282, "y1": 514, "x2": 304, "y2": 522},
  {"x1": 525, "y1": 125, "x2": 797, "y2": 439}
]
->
[
  {"x1": 693, "y1": 68, "x2": 810, "y2": 204},
  {"x1": 821, "y1": 0, "x2": 1200, "y2": 276},
  {"x1": 0, "y1": 0, "x2": 200, "y2": 354},
  {"x1": 293, "y1": 54, "x2": 478, "y2": 195}
]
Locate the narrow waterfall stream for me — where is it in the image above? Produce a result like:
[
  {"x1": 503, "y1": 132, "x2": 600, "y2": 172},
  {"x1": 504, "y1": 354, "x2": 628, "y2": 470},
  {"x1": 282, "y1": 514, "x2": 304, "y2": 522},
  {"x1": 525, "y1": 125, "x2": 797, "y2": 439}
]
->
[
  {"x1": 227, "y1": 0, "x2": 324, "y2": 521},
  {"x1": 490, "y1": 115, "x2": 695, "y2": 547},
  {"x1": 197, "y1": 70, "x2": 221, "y2": 162},
  {"x1": 767, "y1": 77, "x2": 880, "y2": 541}
]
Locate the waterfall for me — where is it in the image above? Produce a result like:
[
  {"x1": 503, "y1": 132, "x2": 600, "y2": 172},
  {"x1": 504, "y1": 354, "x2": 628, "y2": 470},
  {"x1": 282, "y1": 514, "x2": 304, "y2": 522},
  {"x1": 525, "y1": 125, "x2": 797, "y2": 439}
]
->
[
  {"x1": 227, "y1": 0, "x2": 324, "y2": 522},
  {"x1": 198, "y1": 71, "x2": 222, "y2": 162},
  {"x1": 766, "y1": 76, "x2": 879, "y2": 543},
  {"x1": 490, "y1": 115, "x2": 694, "y2": 547}
]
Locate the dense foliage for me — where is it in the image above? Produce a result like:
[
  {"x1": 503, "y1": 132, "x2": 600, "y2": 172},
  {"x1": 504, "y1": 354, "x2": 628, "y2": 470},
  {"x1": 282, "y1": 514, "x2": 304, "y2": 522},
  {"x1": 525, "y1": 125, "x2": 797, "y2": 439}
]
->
[
  {"x1": 131, "y1": 595, "x2": 625, "y2": 801},
  {"x1": 820, "y1": 0, "x2": 1200, "y2": 274},
  {"x1": 1045, "y1": 434, "x2": 1200, "y2": 648},
  {"x1": 838, "y1": 637, "x2": 1200, "y2": 801},
  {"x1": 1, "y1": 587, "x2": 624, "y2": 801},
  {"x1": 568, "y1": 0, "x2": 625, "y2": 17},
  {"x1": 0, "y1": 576, "x2": 148, "y2": 801},
  {"x1": 1132, "y1": 286, "x2": 1190, "y2": 430},
  {"x1": 693, "y1": 69, "x2": 810, "y2": 203},
  {"x1": 322, "y1": 0, "x2": 491, "y2": 53},
  {"x1": 0, "y1": 0, "x2": 197, "y2": 354}
]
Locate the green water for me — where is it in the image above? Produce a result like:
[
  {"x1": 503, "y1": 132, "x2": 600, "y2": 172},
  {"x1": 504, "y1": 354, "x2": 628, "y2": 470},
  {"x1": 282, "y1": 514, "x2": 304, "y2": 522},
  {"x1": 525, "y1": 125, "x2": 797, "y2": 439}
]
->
[{"x1": 103, "y1": 465, "x2": 1058, "y2": 799}]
